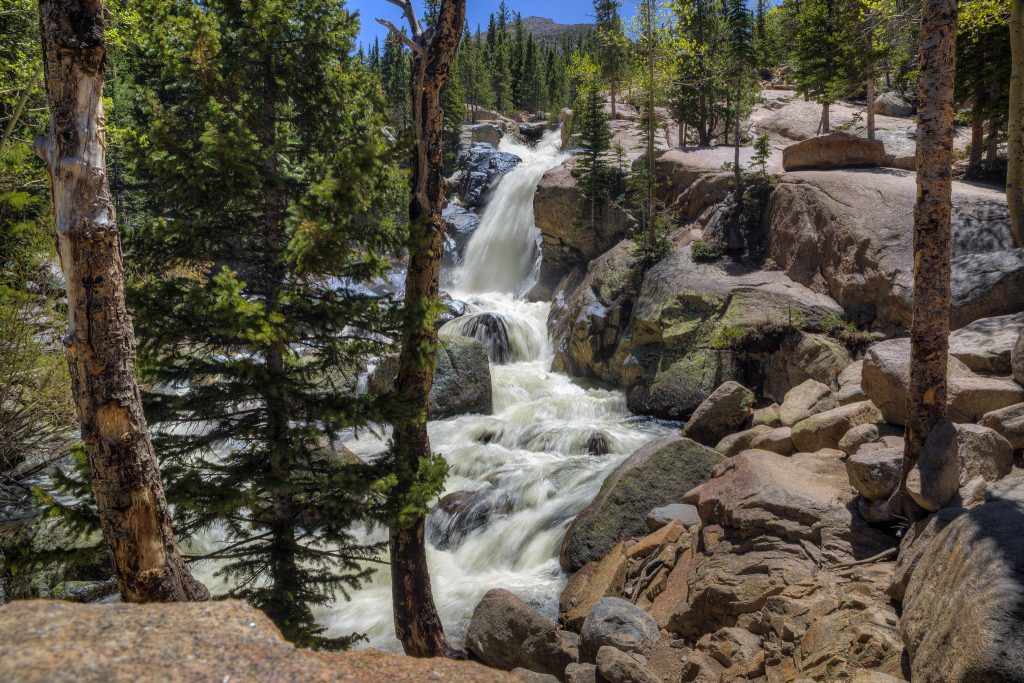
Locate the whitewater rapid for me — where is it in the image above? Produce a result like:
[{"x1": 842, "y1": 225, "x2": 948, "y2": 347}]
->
[
  {"x1": 318, "y1": 130, "x2": 670, "y2": 648},
  {"x1": 188, "y1": 129, "x2": 671, "y2": 649}
]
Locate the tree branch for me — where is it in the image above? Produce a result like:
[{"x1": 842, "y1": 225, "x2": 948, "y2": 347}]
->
[
  {"x1": 375, "y1": 17, "x2": 423, "y2": 54},
  {"x1": 384, "y1": 0, "x2": 423, "y2": 38}
]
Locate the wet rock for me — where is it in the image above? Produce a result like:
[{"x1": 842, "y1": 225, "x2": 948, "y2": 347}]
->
[
  {"x1": 779, "y1": 379, "x2": 837, "y2": 427},
  {"x1": 901, "y1": 474, "x2": 1024, "y2": 682},
  {"x1": 645, "y1": 503, "x2": 701, "y2": 531},
  {"x1": 681, "y1": 381, "x2": 755, "y2": 446},
  {"x1": 428, "y1": 487, "x2": 511, "y2": 550},
  {"x1": 579, "y1": 598, "x2": 659, "y2": 662},
  {"x1": 0, "y1": 600, "x2": 516, "y2": 682},
  {"x1": 458, "y1": 143, "x2": 521, "y2": 209},
  {"x1": 437, "y1": 295, "x2": 468, "y2": 328},
  {"x1": 466, "y1": 589, "x2": 579, "y2": 678},
  {"x1": 862, "y1": 338, "x2": 1024, "y2": 426},
  {"x1": 715, "y1": 425, "x2": 773, "y2": 458},
  {"x1": 782, "y1": 132, "x2": 886, "y2": 171},
  {"x1": 559, "y1": 543, "x2": 628, "y2": 632},
  {"x1": 949, "y1": 312, "x2": 1024, "y2": 374},
  {"x1": 442, "y1": 206, "x2": 481, "y2": 268},
  {"x1": 749, "y1": 427, "x2": 795, "y2": 456},
  {"x1": 846, "y1": 447, "x2": 903, "y2": 501},
  {"x1": 560, "y1": 437, "x2": 722, "y2": 572},
  {"x1": 791, "y1": 401, "x2": 884, "y2": 452},
  {"x1": 595, "y1": 646, "x2": 660, "y2": 683},
  {"x1": 369, "y1": 335, "x2": 492, "y2": 419},
  {"x1": 980, "y1": 402, "x2": 1024, "y2": 448}
]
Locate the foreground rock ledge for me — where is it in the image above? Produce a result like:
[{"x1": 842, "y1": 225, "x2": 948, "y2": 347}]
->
[{"x1": 0, "y1": 600, "x2": 517, "y2": 683}]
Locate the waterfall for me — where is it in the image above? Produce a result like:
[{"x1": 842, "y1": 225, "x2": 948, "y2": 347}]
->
[
  {"x1": 189, "y1": 126, "x2": 671, "y2": 650},
  {"x1": 456, "y1": 130, "x2": 567, "y2": 296}
]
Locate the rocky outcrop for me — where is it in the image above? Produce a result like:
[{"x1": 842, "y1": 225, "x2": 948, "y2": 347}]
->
[
  {"x1": 532, "y1": 161, "x2": 634, "y2": 297},
  {"x1": 458, "y1": 143, "x2": 521, "y2": 209},
  {"x1": 861, "y1": 338, "x2": 1024, "y2": 426},
  {"x1": 781, "y1": 132, "x2": 886, "y2": 171},
  {"x1": 873, "y1": 92, "x2": 914, "y2": 117},
  {"x1": 560, "y1": 436, "x2": 722, "y2": 572},
  {"x1": 754, "y1": 99, "x2": 860, "y2": 142},
  {"x1": 465, "y1": 589, "x2": 579, "y2": 679},
  {"x1": 980, "y1": 402, "x2": 1024, "y2": 448},
  {"x1": 370, "y1": 335, "x2": 493, "y2": 419},
  {"x1": 470, "y1": 123, "x2": 504, "y2": 146},
  {"x1": 443, "y1": 205, "x2": 481, "y2": 268},
  {"x1": 765, "y1": 169, "x2": 1016, "y2": 332},
  {"x1": 0, "y1": 600, "x2": 515, "y2": 683},
  {"x1": 901, "y1": 473, "x2": 1024, "y2": 683}
]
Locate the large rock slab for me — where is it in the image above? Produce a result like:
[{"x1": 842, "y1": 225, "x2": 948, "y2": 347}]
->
[
  {"x1": 980, "y1": 402, "x2": 1024, "y2": 448},
  {"x1": 0, "y1": 600, "x2": 515, "y2": 683},
  {"x1": 559, "y1": 544, "x2": 628, "y2": 632},
  {"x1": 681, "y1": 381, "x2": 755, "y2": 446},
  {"x1": 782, "y1": 132, "x2": 886, "y2": 171},
  {"x1": 532, "y1": 161, "x2": 634, "y2": 295},
  {"x1": 466, "y1": 589, "x2": 579, "y2": 678},
  {"x1": 949, "y1": 312, "x2": 1024, "y2": 374},
  {"x1": 861, "y1": 338, "x2": 1024, "y2": 426},
  {"x1": 901, "y1": 474, "x2": 1024, "y2": 682},
  {"x1": 560, "y1": 436, "x2": 722, "y2": 572},
  {"x1": 755, "y1": 99, "x2": 860, "y2": 142},
  {"x1": 766, "y1": 170, "x2": 1016, "y2": 332}
]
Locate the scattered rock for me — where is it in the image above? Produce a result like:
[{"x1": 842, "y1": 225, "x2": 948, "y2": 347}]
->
[
  {"x1": 645, "y1": 503, "x2": 701, "y2": 531},
  {"x1": 715, "y1": 425, "x2": 773, "y2": 457},
  {"x1": 839, "y1": 423, "x2": 881, "y2": 455},
  {"x1": 790, "y1": 400, "x2": 884, "y2": 452},
  {"x1": 980, "y1": 402, "x2": 1024, "y2": 448},
  {"x1": 779, "y1": 379, "x2": 837, "y2": 427},
  {"x1": 0, "y1": 600, "x2": 516, "y2": 682},
  {"x1": 681, "y1": 381, "x2": 755, "y2": 446},
  {"x1": 579, "y1": 598, "x2": 659, "y2": 662},
  {"x1": 861, "y1": 338, "x2": 1024, "y2": 426},
  {"x1": 873, "y1": 92, "x2": 914, "y2": 117},
  {"x1": 782, "y1": 132, "x2": 886, "y2": 171},
  {"x1": 846, "y1": 447, "x2": 903, "y2": 501},
  {"x1": 901, "y1": 474, "x2": 1024, "y2": 683},
  {"x1": 749, "y1": 426, "x2": 795, "y2": 455},
  {"x1": 564, "y1": 662, "x2": 597, "y2": 683},
  {"x1": 466, "y1": 589, "x2": 579, "y2": 678},
  {"x1": 559, "y1": 544, "x2": 628, "y2": 632},
  {"x1": 511, "y1": 668, "x2": 560, "y2": 683},
  {"x1": 949, "y1": 312, "x2": 1024, "y2": 374},
  {"x1": 595, "y1": 646, "x2": 660, "y2": 683},
  {"x1": 560, "y1": 437, "x2": 722, "y2": 572},
  {"x1": 751, "y1": 404, "x2": 781, "y2": 428}
]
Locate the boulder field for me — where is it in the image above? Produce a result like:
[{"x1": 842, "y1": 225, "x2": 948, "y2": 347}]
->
[{"x1": 461, "y1": 91, "x2": 1024, "y2": 683}]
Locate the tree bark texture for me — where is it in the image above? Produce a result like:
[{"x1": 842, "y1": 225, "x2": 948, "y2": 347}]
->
[
  {"x1": 1009, "y1": 0, "x2": 1024, "y2": 245},
  {"x1": 385, "y1": 0, "x2": 465, "y2": 659},
  {"x1": 35, "y1": 0, "x2": 207, "y2": 602},
  {"x1": 866, "y1": 73, "x2": 876, "y2": 141},
  {"x1": 900, "y1": 0, "x2": 957, "y2": 504}
]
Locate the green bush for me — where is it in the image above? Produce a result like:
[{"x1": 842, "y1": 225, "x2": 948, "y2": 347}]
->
[{"x1": 691, "y1": 238, "x2": 721, "y2": 262}]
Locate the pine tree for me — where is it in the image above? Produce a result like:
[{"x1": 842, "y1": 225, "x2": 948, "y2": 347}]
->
[
  {"x1": 125, "y1": 0, "x2": 403, "y2": 648},
  {"x1": 381, "y1": 30, "x2": 413, "y2": 130},
  {"x1": 594, "y1": 0, "x2": 629, "y2": 118},
  {"x1": 791, "y1": 0, "x2": 864, "y2": 132},
  {"x1": 672, "y1": 0, "x2": 730, "y2": 146}
]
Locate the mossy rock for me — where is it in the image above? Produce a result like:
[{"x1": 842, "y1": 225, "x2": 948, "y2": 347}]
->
[{"x1": 560, "y1": 436, "x2": 722, "y2": 572}]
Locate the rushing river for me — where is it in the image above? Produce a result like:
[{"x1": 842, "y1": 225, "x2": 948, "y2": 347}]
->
[{"x1": 191, "y1": 129, "x2": 671, "y2": 649}]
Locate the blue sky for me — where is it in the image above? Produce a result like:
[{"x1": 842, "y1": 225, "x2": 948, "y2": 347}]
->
[{"x1": 349, "y1": 0, "x2": 605, "y2": 51}]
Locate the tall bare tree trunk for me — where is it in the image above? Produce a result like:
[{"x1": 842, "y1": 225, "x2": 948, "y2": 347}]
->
[
  {"x1": 899, "y1": 0, "x2": 957, "y2": 510},
  {"x1": 1009, "y1": 0, "x2": 1024, "y2": 245},
  {"x1": 820, "y1": 102, "x2": 831, "y2": 133},
  {"x1": 866, "y1": 73, "x2": 876, "y2": 141},
  {"x1": 611, "y1": 81, "x2": 618, "y2": 119},
  {"x1": 378, "y1": 0, "x2": 465, "y2": 658},
  {"x1": 35, "y1": 0, "x2": 207, "y2": 602},
  {"x1": 969, "y1": 99, "x2": 984, "y2": 174}
]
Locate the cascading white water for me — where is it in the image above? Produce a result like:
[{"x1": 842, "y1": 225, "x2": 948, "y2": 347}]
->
[
  {"x1": 456, "y1": 131, "x2": 567, "y2": 296},
  {"x1": 313, "y1": 129, "x2": 671, "y2": 649},
  {"x1": 188, "y1": 128, "x2": 670, "y2": 649}
]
